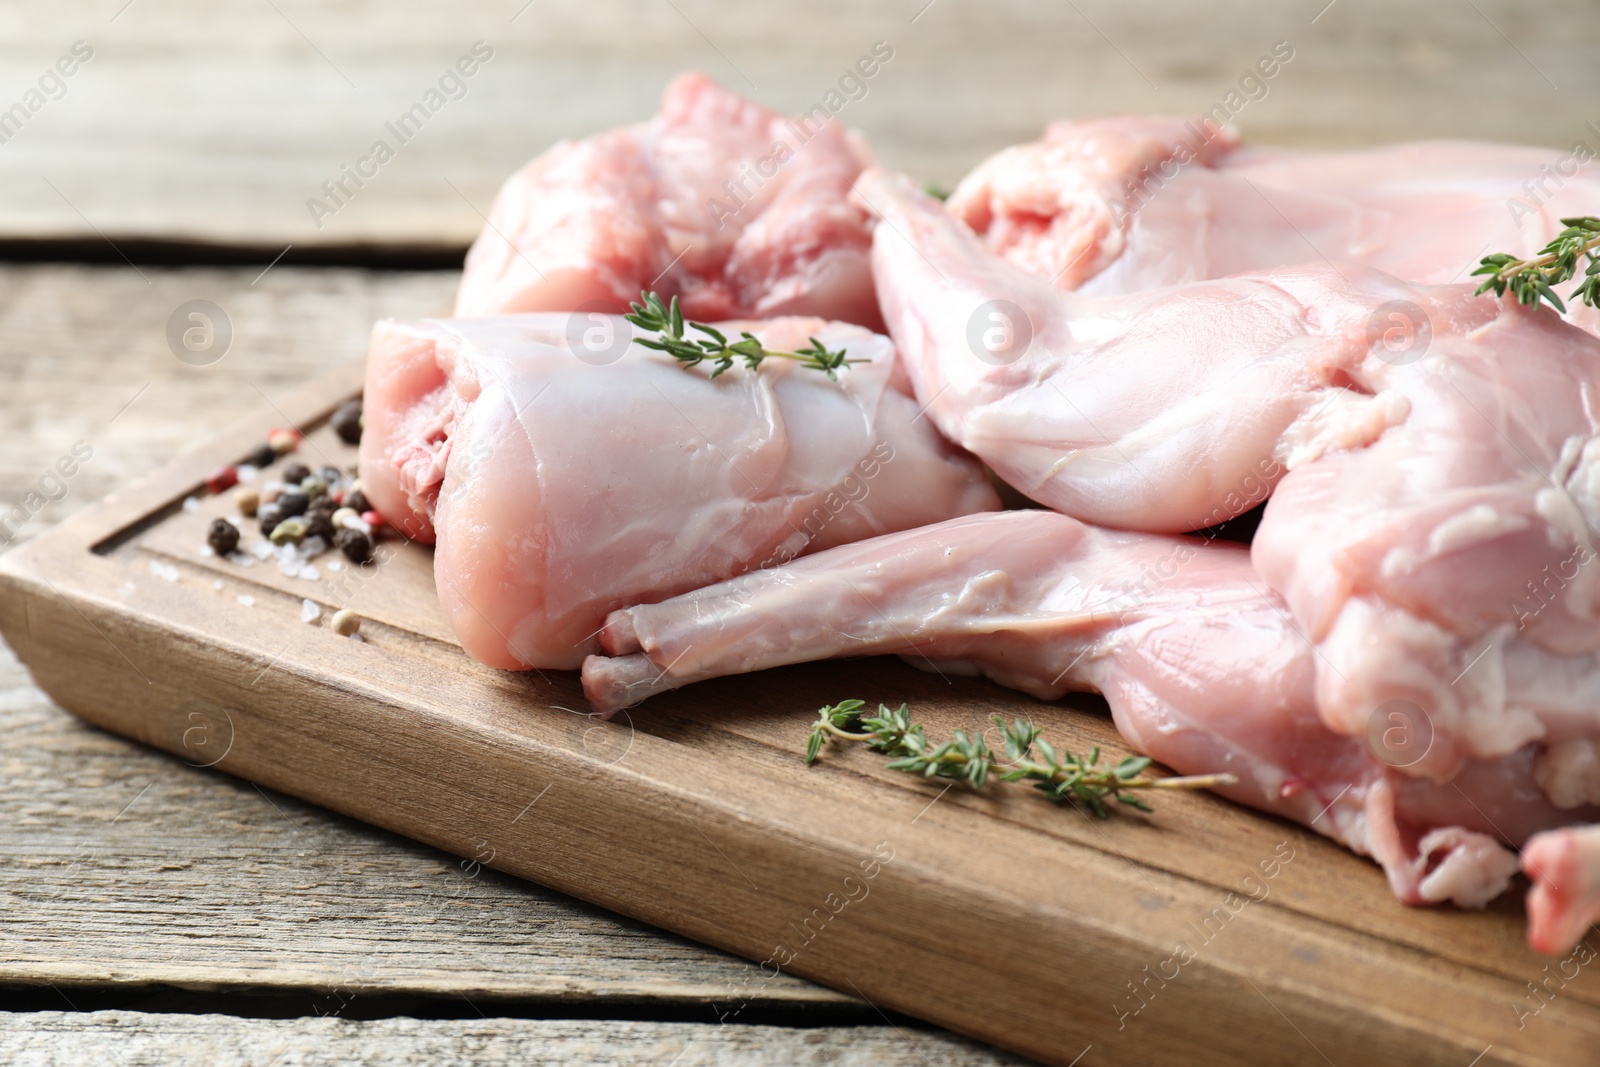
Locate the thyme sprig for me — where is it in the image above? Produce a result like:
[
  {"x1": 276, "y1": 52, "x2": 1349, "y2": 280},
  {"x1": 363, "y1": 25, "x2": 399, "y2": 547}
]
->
[
  {"x1": 1473, "y1": 216, "x2": 1600, "y2": 314},
  {"x1": 806, "y1": 700, "x2": 1238, "y2": 818},
  {"x1": 625, "y1": 290, "x2": 866, "y2": 380}
]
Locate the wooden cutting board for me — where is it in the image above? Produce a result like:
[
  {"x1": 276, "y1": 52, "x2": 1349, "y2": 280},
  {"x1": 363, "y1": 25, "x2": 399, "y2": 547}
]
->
[{"x1": 1, "y1": 362, "x2": 1595, "y2": 1067}]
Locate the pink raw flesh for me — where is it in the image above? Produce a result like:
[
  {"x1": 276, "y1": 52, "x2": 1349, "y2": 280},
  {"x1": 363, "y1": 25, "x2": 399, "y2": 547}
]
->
[
  {"x1": 583, "y1": 509, "x2": 1593, "y2": 919},
  {"x1": 455, "y1": 72, "x2": 882, "y2": 331},
  {"x1": 948, "y1": 115, "x2": 1600, "y2": 333},
  {"x1": 359, "y1": 313, "x2": 999, "y2": 671}
]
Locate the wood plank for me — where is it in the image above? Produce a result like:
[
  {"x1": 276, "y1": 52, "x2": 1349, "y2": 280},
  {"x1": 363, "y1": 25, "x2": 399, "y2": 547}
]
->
[
  {"x1": 2, "y1": 0, "x2": 1596, "y2": 247},
  {"x1": 0, "y1": 1012, "x2": 1030, "y2": 1066},
  {"x1": 0, "y1": 640, "x2": 846, "y2": 1006},
  {"x1": 3, "y1": 370, "x2": 1596, "y2": 1066},
  {"x1": 0, "y1": 263, "x2": 453, "y2": 545},
  {"x1": 0, "y1": 264, "x2": 845, "y2": 1007}
]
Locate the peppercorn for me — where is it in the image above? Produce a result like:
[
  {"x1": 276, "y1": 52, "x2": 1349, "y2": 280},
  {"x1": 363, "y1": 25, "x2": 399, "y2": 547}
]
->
[
  {"x1": 319, "y1": 465, "x2": 342, "y2": 487},
  {"x1": 344, "y1": 488, "x2": 371, "y2": 514},
  {"x1": 330, "y1": 608, "x2": 361, "y2": 636},
  {"x1": 332, "y1": 506, "x2": 357, "y2": 528},
  {"x1": 303, "y1": 508, "x2": 335, "y2": 542},
  {"x1": 334, "y1": 527, "x2": 374, "y2": 563},
  {"x1": 276, "y1": 491, "x2": 309, "y2": 517},
  {"x1": 235, "y1": 487, "x2": 260, "y2": 517},
  {"x1": 269, "y1": 516, "x2": 308, "y2": 546},
  {"x1": 245, "y1": 444, "x2": 277, "y2": 469},
  {"x1": 360, "y1": 510, "x2": 385, "y2": 529},
  {"x1": 281, "y1": 463, "x2": 311, "y2": 487},
  {"x1": 331, "y1": 399, "x2": 363, "y2": 445},
  {"x1": 205, "y1": 465, "x2": 239, "y2": 494},
  {"x1": 299, "y1": 476, "x2": 328, "y2": 500},
  {"x1": 257, "y1": 502, "x2": 285, "y2": 538},
  {"x1": 207, "y1": 518, "x2": 240, "y2": 556},
  {"x1": 268, "y1": 428, "x2": 302, "y2": 454}
]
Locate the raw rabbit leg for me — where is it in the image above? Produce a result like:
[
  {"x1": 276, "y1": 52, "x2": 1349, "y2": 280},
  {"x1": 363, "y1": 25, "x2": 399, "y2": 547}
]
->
[
  {"x1": 859, "y1": 166, "x2": 1472, "y2": 532},
  {"x1": 360, "y1": 313, "x2": 998, "y2": 670},
  {"x1": 583, "y1": 510, "x2": 1586, "y2": 915}
]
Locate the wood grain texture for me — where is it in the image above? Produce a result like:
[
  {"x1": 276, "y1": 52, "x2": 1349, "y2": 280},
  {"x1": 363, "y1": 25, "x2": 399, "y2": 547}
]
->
[
  {"x1": 1, "y1": 0, "x2": 1596, "y2": 247},
  {"x1": 0, "y1": 264, "x2": 844, "y2": 1007},
  {"x1": 0, "y1": 1012, "x2": 1030, "y2": 1066},
  {"x1": 0, "y1": 264, "x2": 452, "y2": 544},
  {"x1": 0, "y1": 639, "x2": 845, "y2": 1006},
  {"x1": 3, "y1": 369, "x2": 1596, "y2": 1066}
]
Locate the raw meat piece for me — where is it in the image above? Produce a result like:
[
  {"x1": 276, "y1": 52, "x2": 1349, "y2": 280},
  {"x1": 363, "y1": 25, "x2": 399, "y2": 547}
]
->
[
  {"x1": 455, "y1": 72, "x2": 882, "y2": 331},
  {"x1": 1252, "y1": 297, "x2": 1600, "y2": 782},
  {"x1": 860, "y1": 166, "x2": 1443, "y2": 532},
  {"x1": 1524, "y1": 826, "x2": 1600, "y2": 955},
  {"x1": 868, "y1": 166, "x2": 1600, "y2": 797},
  {"x1": 948, "y1": 115, "x2": 1600, "y2": 333},
  {"x1": 359, "y1": 313, "x2": 999, "y2": 670},
  {"x1": 583, "y1": 509, "x2": 1586, "y2": 912}
]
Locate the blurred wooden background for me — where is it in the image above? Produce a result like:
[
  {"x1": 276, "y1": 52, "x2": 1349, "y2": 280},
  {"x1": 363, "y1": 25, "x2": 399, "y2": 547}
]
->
[
  {"x1": 1, "y1": 2, "x2": 1597, "y2": 1064},
  {"x1": 0, "y1": 0, "x2": 1595, "y2": 248}
]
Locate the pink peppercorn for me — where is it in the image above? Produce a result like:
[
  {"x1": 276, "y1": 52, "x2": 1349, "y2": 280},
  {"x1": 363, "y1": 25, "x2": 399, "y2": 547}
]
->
[{"x1": 206, "y1": 465, "x2": 239, "y2": 494}]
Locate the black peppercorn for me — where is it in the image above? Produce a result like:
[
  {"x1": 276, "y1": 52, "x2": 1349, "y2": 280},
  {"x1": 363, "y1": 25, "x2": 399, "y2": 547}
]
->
[
  {"x1": 318, "y1": 465, "x2": 342, "y2": 487},
  {"x1": 304, "y1": 508, "x2": 335, "y2": 542},
  {"x1": 331, "y1": 398, "x2": 363, "y2": 445},
  {"x1": 257, "y1": 502, "x2": 285, "y2": 538},
  {"x1": 281, "y1": 463, "x2": 311, "y2": 487},
  {"x1": 335, "y1": 527, "x2": 374, "y2": 564},
  {"x1": 207, "y1": 517, "x2": 240, "y2": 556},
  {"x1": 344, "y1": 489, "x2": 371, "y2": 514},
  {"x1": 277, "y1": 491, "x2": 310, "y2": 517},
  {"x1": 245, "y1": 444, "x2": 276, "y2": 469}
]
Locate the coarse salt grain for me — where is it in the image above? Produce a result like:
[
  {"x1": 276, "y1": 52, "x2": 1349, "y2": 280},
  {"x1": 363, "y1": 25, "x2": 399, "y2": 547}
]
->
[
  {"x1": 198, "y1": 544, "x2": 215, "y2": 558},
  {"x1": 325, "y1": 559, "x2": 344, "y2": 572},
  {"x1": 236, "y1": 595, "x2": 255, "y2": 607},
  {"x1": 227, "y1": 551, "x2": 257, "y2": 567},
  {"x1": 213, "y1": 579, "x2": 223, "y2": 590},
  {"x1": 182, "y1": 496, "x2": 202, "y2": 514},
  {"x1": 301, "y1": 599, "x2": 321, "y2": 624},
  {"x1": 149, "y1": 559, "x2": 179, "y2": 582},
  {"x1": 237, "y1": 464, "x2": 260, "y2": 483},
  {"x1": 249, "y1": 541, "x2": 274, "y2": 561}
]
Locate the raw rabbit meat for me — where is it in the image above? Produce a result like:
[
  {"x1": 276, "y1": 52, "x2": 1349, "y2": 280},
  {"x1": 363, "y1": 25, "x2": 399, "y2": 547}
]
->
[
  {"x1": 871, "y1": 164, "x2": 1600, "y2": 757},
  {"x1": 583, "y1": 509, "x2": 1592, "y2": 913},
  {"x1": 454, "y1": 72, "x2": 882, "y2": 331},
  {"x1": 1252, "y1": 296, "x2": 1600, "y2": 784},
  {"x1": 947, "y1": 115, "x2": 1600, "y2": 333},
  {"x1": 359, "y1": 313, "x2": 999, "y2": 670},
  {"x1": 860, "y1": 166, "x2": 1438, "y2": 533}
]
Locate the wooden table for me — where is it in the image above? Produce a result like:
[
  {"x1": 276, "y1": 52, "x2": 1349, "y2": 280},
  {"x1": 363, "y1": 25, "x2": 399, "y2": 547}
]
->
[{"x1": 2, "y1": 2, "x2": 1595, "y2": 1062}]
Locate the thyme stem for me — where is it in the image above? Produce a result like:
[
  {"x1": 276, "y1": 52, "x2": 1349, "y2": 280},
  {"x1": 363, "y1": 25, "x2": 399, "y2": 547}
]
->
[
  {"x1": 804, "y1": 700, "x2": 1237, "y2": 818},
  {"x1": 625, "y1": 290, "x2": 868, "y2": 380},
  {"x1": 1473, "y1": 217, "x2": 1600, "y2": 314}
]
